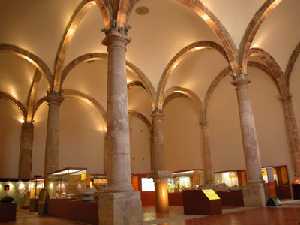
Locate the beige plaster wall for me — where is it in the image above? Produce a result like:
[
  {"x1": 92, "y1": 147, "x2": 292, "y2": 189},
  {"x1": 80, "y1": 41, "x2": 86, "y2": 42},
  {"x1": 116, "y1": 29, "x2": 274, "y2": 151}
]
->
[
  {"x1": 163, "y1": 96, "x2": 203, "y2": 171},
  {"x1": 0, "y1": 100, "x2": 21, "y2": 178},
  {"x1": 59, "y1": 97, "x2": 105, "y2": 174},
  {"x1": 207, "y1": 75, "x2": 245, "y2": 172},
  {"x1": 129, "y1": 115, "x2": 151, "y2": 174},
  {"x1": 32, "y1": 103, "x2": 48, "y2": 177},
  {"x1": 248, "y1": 67, "x2": 292, "y2": 178}
]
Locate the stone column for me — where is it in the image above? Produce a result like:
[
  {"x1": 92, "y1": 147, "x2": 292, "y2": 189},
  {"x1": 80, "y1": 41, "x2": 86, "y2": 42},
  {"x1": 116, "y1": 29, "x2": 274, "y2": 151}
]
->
[
  {"x1": 152, "y1": 109, "x2": 169, "y2": 214},
  {"x1": 232, "y1": 73, "x2": 266, "y2": 207},
  {"x1": 104, "y1": 133, "x2": 111, "y2": 176},
  {"x1": 280, "y1": 93, "x2": 300, "y2": 178},
  {"x1": 200, "y1": 121, "x2": 214, "y2": 185},
  {"x1": 98, "y1": 27, "x2": 142, "y2": 225},
  {"x1": 19, "y1": 122, "x2": 34, "y2": 179},
  {"x1": 44, "y1": 92, "x2": 63, "y2": 177}
]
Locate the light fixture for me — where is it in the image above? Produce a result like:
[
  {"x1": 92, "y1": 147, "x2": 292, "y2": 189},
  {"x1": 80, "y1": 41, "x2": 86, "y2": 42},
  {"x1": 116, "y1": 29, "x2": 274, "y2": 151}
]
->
[{"x1": 135, "y1": 6, "x2": 150, "y2": 15}]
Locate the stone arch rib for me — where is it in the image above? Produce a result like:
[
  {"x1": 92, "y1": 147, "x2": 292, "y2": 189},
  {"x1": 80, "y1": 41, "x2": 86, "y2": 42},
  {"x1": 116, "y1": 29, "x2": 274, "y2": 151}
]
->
[
  {"x1": 239, "y1": 0, "x2": 283, "y2": 74},
  {"x1": 0, "y1": 43, "x2": 52, "y2": 86},
  {"x1": 0, "y1": 91, "x2": 27, "y2": 120}
]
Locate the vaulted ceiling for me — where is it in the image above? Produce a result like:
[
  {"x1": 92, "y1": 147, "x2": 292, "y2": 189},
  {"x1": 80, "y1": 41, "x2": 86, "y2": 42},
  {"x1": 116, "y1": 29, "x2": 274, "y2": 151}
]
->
[{"x1": 0, "y1": 0, "x2": 299, "y2": 122}]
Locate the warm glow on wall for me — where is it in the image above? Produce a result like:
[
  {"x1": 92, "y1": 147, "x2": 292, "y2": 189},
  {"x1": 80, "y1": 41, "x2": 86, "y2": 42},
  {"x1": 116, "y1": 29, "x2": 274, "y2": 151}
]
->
[
  {"x1": 17, "y1": 116, "x2": 25, "y2": 124},
  {"x1": 7, "y1": 85, "x2": 18, "y2": 100},
  {"x1": 97, "y1": 124, "x2": 107, "y2": 133}
]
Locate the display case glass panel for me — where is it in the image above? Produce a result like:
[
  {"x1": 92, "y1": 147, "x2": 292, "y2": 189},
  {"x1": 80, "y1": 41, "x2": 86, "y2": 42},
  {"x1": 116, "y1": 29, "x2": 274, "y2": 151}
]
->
[
  {"x1": 48, "y1": 168, "x2": 88, "y2": 199},
  {"x1": 0, "y1": 180, "x2": 31, "y2": 206},
  {"x1": 215, "y1": 172, "x2": 239, "y2": 187}
]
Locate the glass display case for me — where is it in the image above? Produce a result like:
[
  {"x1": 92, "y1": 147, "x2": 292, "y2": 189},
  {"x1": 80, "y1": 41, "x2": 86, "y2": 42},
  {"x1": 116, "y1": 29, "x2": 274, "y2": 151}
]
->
[
  {"x1": 261, "y1": 167, "x2": 279, "y2": 183},
  {"x1": 0, "y1": 179, "x2": 30, "y2": 207},
  {"x1": 215, "y1": 171, "x2": 239, "y2": 187},
  {"x1": 90, "y1": 175, "x2": 108, "y2": 191},
  {"x1": 29, "y1": 177, "x2": 44, "y2": 199},
  {"x1": 47, "y1": 168, "x2": 88, "y2": 199},
  {"x1": 168, "y1": 170, "x2": 204, "y2": 193}
]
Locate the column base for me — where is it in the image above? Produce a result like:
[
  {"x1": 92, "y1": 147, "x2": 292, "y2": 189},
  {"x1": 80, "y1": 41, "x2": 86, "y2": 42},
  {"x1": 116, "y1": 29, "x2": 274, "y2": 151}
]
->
[
  {"x1": 98, "y1": 191, "x2": 143, "y2": 225},
  {"x1": 242, "y1": 181, "x2": 266, "y2": 207}
]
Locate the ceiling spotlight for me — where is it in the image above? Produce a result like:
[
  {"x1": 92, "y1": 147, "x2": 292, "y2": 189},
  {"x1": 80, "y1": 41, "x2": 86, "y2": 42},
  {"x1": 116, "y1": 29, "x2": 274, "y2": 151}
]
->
[{"x1": 135, "y1": 6, "x2": 150, "y2": 16}]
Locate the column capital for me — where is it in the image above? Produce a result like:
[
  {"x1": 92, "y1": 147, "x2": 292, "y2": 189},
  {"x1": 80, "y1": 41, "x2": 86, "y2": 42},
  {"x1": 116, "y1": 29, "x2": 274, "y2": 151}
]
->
[
  {"x1": 199, "y1": 120, "x2": 208, "y2": 128},
  {"x1": 102, "y1": 26, "x2": 130, "y2": 47},
  {"x1": 22, "y1": 121, "x2": 34, "y2": 129},
  {"x1": 232, "y1": 73, "x2": 250, "y2": 87},
  {"x1": 279, "y1": 93, "x2": 292, "y2": 102},
  {"x1": 46, "y1": 91, "x2": 64, "y2": 106},
  {"x1": 152, "y1": 109, "x2": 164, "y2": 119}
]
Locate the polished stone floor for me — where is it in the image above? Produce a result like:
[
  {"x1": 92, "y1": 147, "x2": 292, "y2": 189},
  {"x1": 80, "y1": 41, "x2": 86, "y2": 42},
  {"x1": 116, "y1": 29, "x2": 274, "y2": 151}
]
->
[{"x1": 1, "y1": 203, "x2": 300, "y2": 225}]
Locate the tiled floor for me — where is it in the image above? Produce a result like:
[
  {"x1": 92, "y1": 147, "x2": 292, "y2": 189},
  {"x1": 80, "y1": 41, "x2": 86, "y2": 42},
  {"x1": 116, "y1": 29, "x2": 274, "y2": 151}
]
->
[{"x1": 1, "y1": 203, "x2": 300, "y2": 225}]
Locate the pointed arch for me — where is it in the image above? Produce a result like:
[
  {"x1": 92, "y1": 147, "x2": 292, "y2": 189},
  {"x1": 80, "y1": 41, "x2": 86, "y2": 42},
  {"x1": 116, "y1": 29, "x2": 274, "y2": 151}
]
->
[
  {"x1": 286, "y1": 41, "x2": 300, "y2": 88},
  {"x1": 238, "y1": 0, "x2": 283, "y2": 74},
  {"x1": 60, "y1": 52, "x2": 155, "y2": 103},
  {"x1": 0, "y1": 44, "x2": 52, "y2": 85},
  {"x1": 249, "y1": 47, "x2": 284, "y2": 79},
  {"x1": 163, "y1": 86, "x2": 203, "y2": 123},
  {"x1": 0, "y1": 91, "x2": 27, "y2": 120},
  {"x1": 128, "y1": 110, "x2": 151, "y2": 130},
  {"x1": 53, "y1": 0, "x2": 109, "y2": 91},
  {"x1": 156, "y1": 41, "x2": 228, "y2": 110},
  {"x1": 62, "y1": 89, "x2": 107, "y2": 123}
]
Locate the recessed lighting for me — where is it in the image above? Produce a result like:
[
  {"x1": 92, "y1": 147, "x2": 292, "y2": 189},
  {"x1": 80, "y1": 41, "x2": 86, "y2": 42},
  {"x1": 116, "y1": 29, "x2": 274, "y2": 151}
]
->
[{"x1": 135, "y1": 6, "x2": 149, "y2": 16}]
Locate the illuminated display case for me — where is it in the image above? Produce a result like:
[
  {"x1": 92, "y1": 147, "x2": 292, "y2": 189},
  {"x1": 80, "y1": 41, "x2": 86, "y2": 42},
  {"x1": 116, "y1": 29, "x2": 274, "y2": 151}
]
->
[
  {"x1": 29, "y1": 177, "x2": 44, "y2": 199},
  {"x1": 0, "y1": 179, "x2": 30, "y2": 207},
  {"x1": 47, "y1": 168, "x2": 89, "y2": 199},
  {"x1": 215, "y1": 171, "x2": 239, "y2": 187},
  {"x1": 90, "y1": 175, "x2": 108, "y2": 191},
  {"x1": 168, "y1": 170, "x2": 204, "y2": 193}
]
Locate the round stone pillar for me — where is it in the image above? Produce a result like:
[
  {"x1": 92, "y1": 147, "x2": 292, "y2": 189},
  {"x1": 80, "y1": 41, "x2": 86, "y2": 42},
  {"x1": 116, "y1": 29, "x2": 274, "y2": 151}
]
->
[
  {"x1": 280, "y1": 94, "x2": 300, "y2": 179},
  {"x1": 19, "y1": 122, "x2": 34, "y2": 179},
  {"x1": 102, "y1": 27, "x2": 132, "y2": 192},
  {"x1": 44, "y1": 91, "x2": 63, "y2": 177},
  {"x1": 98, "y1": 26, "x2": 142, "y2": 225},
  {"x1": 200, "y1": 121, "x2": 214, "y2": 185},
  {"x1": 152, "y1": 109, "x2": 169, "y2": 215},
  {"x1": 232, "y1": 74, "x2": 266, "y2": 207}
]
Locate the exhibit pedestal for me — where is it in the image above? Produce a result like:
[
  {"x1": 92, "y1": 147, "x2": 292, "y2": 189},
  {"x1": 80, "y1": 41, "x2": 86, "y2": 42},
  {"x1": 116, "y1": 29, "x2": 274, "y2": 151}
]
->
[
  {"x1": 98, "y1": 191, "x2": 143, "y2": 225},
  {"x1": 242, "y1": 181, "x2": 266, "y2": 207}
]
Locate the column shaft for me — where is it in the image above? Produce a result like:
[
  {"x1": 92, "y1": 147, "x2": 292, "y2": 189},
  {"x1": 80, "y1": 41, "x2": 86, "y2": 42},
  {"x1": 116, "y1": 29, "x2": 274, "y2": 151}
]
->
[
  {"x1": 200, "y1": 123, "x2": 214, "y2": 185},
  {"x1": 44, "y1": 92, "x2": 63, "y2": 177},
  {"x1": 151, "y1": 110, "x2": 169, "y2": 214},
  {"x1": 233, "y1": 74, "x2": 265, "y2": 207},
  {"x1": 19, "y1": 122, "x2": 34, "y2": 179},
  {"x1": 233, "y1": 75, "x2": 262, "y2": 182},
  {"x1": 98, "y1": 27, "x2": 142, "y2": 225},
  {"x1": 103, "y1": 29, "x2": 132, "y2": 192}
]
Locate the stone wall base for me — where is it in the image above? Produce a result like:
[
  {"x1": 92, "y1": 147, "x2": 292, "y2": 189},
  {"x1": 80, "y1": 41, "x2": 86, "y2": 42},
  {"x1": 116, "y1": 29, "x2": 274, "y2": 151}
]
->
[
  {"x1": 242, "y1": 181, "x2": 266, "y2": 207},
  {"x1": 98, "y1": 191, "x2": 143, "y2": 225}
]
